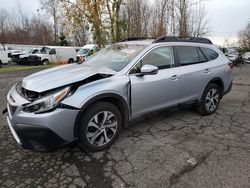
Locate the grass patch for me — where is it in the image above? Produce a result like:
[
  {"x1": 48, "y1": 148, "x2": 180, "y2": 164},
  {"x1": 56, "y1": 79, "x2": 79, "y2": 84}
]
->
[{"x1": 0, "y1": 64, "x2": 58, "y2": 73}]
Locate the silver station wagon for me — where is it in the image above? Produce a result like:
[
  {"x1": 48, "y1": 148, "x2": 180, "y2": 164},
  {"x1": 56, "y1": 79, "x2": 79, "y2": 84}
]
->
[{"x1": 4, "y1": 37, "x2": 233, "y2": 152}]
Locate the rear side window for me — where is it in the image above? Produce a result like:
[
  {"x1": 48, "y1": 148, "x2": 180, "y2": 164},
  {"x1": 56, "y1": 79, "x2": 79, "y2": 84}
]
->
[
  {"x1": 200, "y1": 47, "x2": 219, "y2": 61},
  {"x1": 175, "y1": 46, "x2": 201, "y2": 66}
]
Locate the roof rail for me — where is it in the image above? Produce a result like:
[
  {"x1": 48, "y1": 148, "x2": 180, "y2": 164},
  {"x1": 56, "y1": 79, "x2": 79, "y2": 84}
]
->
[
  {"x1": 153, "y1": 36, "x2": 213, "y2": 44},
  {"x1": 120, "y1": 37, "x2": 156, "y2": 42}
]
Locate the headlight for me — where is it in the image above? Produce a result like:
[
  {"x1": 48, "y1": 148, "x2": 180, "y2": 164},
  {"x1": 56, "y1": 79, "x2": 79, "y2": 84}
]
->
[{"x1": 23, "y1": 86, "x2": 71, "y2": 113}]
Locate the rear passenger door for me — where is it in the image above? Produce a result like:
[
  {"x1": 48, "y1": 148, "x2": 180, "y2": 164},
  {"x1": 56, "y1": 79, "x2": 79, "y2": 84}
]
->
[{"x1": 175, "y1": 45, "x2": 212, "y2": 102}]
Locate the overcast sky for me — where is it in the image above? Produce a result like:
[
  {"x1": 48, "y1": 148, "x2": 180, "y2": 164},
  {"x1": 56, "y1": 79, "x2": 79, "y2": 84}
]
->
[{"x1": 1, "y1": 0, "x2": 250, "y2": 45}]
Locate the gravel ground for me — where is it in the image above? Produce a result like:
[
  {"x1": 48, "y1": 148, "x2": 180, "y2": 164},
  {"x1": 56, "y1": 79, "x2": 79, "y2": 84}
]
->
[{"x1": 0, "y1": 65, "x2": 250, "y2": 188}]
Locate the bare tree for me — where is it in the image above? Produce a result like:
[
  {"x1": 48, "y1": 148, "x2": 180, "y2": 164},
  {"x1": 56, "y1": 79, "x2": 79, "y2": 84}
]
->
[
  {"x1": 39, "y1": 0, "x2": 61, "y2": 45},
  {"x1": 105, "y1": 0, "x2": 125, "y2": 42},
  {"x1": 188, "y1": 2, "x2": 209, "y2": 37},
  {"x1": 0, "y1": 6, "x2": 54, "y2": 45},
  {"x1": 124, "y1": 0, "x2": 151, "y2": 38},
  {"x1": 238, "y1": 22, "x2": 250, "y2": 51},
  {"x1": 0, "y1": 8, "x2": 10, "y2": 44},
  {"x1": 149, "y1": 0, "x2": 170, "y2": 38}
]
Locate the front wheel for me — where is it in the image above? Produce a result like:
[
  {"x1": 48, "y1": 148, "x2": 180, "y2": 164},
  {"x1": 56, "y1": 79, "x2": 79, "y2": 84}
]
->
[
  {"x1": 197, "y1": 83, "x2": 221, "y2": 115},
  {"x1": 78, "y1": 102, "x2": 122, "y2": 151}
]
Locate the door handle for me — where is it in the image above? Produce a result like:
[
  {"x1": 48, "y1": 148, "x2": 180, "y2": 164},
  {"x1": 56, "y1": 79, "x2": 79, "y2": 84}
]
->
[
  {"x1": 204, "y1": 69, "x2": 211, "y2": 74},
  {"x1": 170, "y1": 75, "x2": 179, "y2": 81}
]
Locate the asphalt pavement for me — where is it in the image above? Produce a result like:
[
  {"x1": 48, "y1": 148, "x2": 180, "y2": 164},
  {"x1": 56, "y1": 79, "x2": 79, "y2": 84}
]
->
[{"x1": 0, "y1": 64, "x2": 250, "y2": 188}]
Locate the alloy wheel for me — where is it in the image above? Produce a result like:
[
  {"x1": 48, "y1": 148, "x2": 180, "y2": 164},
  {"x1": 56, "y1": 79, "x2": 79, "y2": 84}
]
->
[
  {"x1": 205, "y1": 88, "x2": 219, "y2": 112},
  {"x1": 86, "y1": 111, "x2": 118, "y2": 147}
]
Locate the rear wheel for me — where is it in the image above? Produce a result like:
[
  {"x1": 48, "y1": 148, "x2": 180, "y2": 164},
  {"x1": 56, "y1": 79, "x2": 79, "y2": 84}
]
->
[
  {"x1": 78, "y1": 102, "x2": 122, "y2": 152},
  {"x1": 42, "y1": 59, "x2": 49, "y2": 65},
  {"x1": 68, "y1": 58, "x2": 74, "y2": 64},
  {"x1": 197, "y1": 83, "x2": 221, "y2": 115}
]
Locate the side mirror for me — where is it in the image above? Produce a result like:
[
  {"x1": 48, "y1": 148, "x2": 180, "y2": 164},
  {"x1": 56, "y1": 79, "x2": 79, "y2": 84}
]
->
[{"x1": 137, "y1": 64, "x2": 158, "y2": 76}]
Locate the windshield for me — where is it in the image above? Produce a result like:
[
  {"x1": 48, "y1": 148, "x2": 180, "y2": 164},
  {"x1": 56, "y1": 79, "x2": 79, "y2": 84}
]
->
[
  {"x1": 85, "y1": 44, "x2": 146, "y2": 72},
  {"x1": 77, "y1": 48, "x2": 89, "y2": 55}
]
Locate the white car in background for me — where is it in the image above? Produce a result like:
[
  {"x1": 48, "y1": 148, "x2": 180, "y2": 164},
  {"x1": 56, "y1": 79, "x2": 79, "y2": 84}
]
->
[
  {"x1": 27, "y1": 46, "x2": 77, "y2": 65},
  {"x1": 77, "y1": 44, "x2": 98, "y2": 62},
  {"x1": 243, "y1": 52, "x2": 250, "y2": 64},
  {"x1": 0, "y1": 44, "x2": 20, "y2": 67},
  {"x1": 11, "y1": 48, "x2": 40, "y2": 65},
  {"x1": 228, "y1": 47, "x2": 241, "y2": 65}
]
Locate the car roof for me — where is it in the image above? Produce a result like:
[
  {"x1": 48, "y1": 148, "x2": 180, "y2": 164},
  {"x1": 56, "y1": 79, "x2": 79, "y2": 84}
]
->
[
  {"x1": 118, "y1": 36, "x2": 213, "y2": 46},
  {"x1": 117, "y1": 39, "x2": 155, "y2": 46}
]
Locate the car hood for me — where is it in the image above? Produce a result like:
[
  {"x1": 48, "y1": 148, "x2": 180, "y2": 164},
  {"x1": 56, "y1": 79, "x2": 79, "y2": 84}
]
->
[
  {"x1": 12, "y1": 52, "x2": 27, "y2": 56},
  {"x1": 22, "y1": 63, "x2": 117, "y2": 92}
]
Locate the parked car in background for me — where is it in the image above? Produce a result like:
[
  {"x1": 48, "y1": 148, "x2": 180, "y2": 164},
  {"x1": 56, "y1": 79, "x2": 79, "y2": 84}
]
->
[
  {"x1": 77, "y1": 44, "x2": 98, "y2": 62},
  {"x1": 243, "y1": 52, "x2": 250, "y2": 64},
  {"x1": 27, "y1": 46, "x2": 77, "y2": 65},
  {"x1": 5, "y1": 37, "x2": 233, "y2": 152},
  {"x1": 11, "y1": 48, "x2": 40, "y2": 65},
  {"x1": 228, "y1": 48, "x2": 241, "y2": 65},
  {"x1": 0, "y1": 44, "x2": 20, "y2": 67},
  {"x1": 219, "y1": 47, "x2": 228, "y2": 57}
]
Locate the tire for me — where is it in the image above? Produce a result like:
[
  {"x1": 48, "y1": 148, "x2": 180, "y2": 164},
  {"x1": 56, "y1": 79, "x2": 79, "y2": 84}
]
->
[
  {"x1": 197, "y1": 83, "x2": 221, "y2": 115},
  {"x1": 22, "y1": 58, "x2": 28, "y2": 65},
  {"x1": 68, "y1": 58, "x2": 74, "y2": 64},
  {"x1": 42, "y1": 59, "x2": 49, "y2": 65},
  {"x1": 78, "y1": 102, "x2": 122, "y2": 152},
  {"x1": 0, "y1": 60, "x2": 2, "y2": 68}
]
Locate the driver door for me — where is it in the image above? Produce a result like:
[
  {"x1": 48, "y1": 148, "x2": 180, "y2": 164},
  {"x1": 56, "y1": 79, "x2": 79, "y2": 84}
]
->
[{"x1": 129, "y1": 46, "x2": 181, "y2": 118}]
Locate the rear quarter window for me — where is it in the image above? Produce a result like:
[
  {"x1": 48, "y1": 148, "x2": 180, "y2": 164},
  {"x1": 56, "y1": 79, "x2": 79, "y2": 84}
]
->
[
  {"x1": 175, "y1": 46, "x2": 202, "y2": 66},
  {"x1": 200, "y1": 47, "x2": 219, "y2": 61}
]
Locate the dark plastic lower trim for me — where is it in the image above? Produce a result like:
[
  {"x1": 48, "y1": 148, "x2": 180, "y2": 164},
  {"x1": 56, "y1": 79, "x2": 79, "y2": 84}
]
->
[{"x1": 14, "y1": 124, "x2": 75, "y2": 152}]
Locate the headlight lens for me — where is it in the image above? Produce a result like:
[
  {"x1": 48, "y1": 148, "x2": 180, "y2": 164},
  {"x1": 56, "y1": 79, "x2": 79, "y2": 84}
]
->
[{"x1": 23, "y1": 87, "x2": 70, "y2": 113}]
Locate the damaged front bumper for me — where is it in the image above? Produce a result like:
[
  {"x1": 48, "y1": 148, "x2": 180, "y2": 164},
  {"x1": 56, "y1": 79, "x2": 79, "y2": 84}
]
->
[{"x1": 5, "y1": 85, "x2": 79, "y2": 152}]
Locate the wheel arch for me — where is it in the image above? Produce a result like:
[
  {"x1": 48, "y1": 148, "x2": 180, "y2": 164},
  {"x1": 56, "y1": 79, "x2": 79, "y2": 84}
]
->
[
  {"x1": 74, "y1": 93, "x2": 130, "y2": 138},
  {"x1": 204, "y1": 77, "x2": 224, "y2": 99}
]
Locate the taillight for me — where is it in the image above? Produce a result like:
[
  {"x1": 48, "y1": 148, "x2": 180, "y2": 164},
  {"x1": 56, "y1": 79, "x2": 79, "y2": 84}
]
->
[{"x1": 228, "y1": 62, "x2": 234, "y2": 69}]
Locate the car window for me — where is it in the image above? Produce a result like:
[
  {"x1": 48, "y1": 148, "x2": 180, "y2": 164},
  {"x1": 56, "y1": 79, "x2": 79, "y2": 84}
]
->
[
  {"x1": 32, "y1": 49, "x2": 39, "y2": 54},
  {"x1": 129, "y1": 47, "x2": 175, "y2": 74},
  {"x1": 175, "y1": 46, "x2": 201, "y2": 66},
  {"x1": 141, "y1": 47, "x2": 175, "y2": 70},
  {"x1": 197, "y1": 47, "x2": 207, "y2": 62},
  {"x1": 200, "y1": 47, "x2": 219, "y2": 61},
  {"x1": 49, "y1": 49, "x2": 56, "y2": 55}
]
